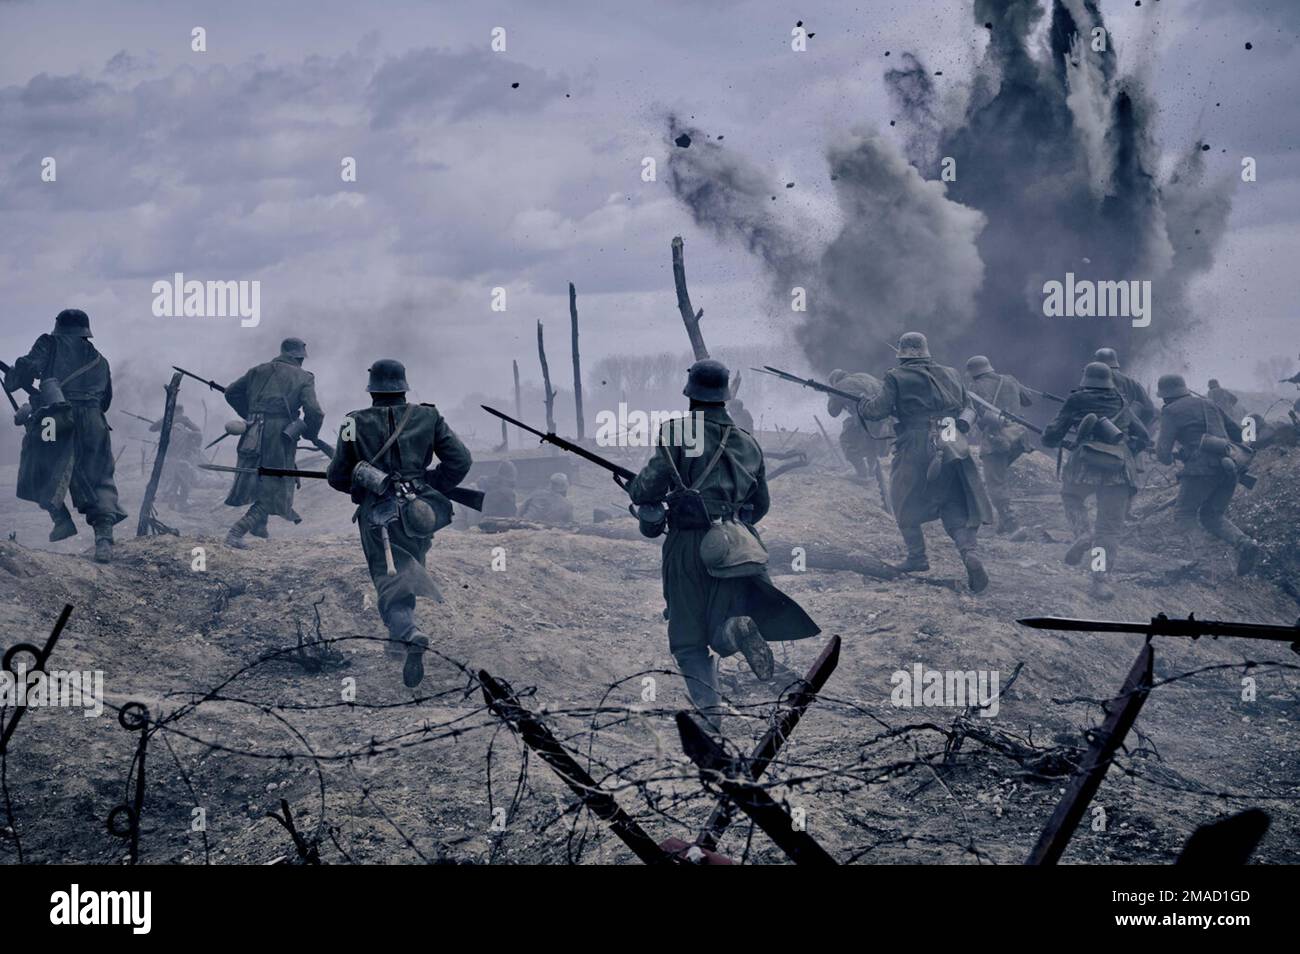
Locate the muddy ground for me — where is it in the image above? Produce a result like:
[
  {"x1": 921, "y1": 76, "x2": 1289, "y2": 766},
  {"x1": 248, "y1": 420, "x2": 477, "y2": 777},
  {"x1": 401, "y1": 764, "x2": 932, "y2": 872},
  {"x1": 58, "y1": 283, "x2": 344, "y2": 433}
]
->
[{"x1": 0, "y1": 437, "x2": 1296, "y2": 865}]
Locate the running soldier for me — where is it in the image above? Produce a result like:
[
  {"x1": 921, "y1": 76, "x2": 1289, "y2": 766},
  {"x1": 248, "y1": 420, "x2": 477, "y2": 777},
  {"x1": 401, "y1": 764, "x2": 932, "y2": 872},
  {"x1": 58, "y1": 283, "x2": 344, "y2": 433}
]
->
[
  {"x1": 964, "y1": 355, "x2": 1034, "y2": 536},
  {"x1": 1154, "y1": 374, "x2": 1260, "y2": 575},
  {"x1": 857, "y1": 333, "x2": 993, "y2": 592},
  {"x1": 626, "y1": 359, "x2": 819, "y2": 729},
  {"x1": 1042, "y1": 361, "x2": 1150, "y2": 601},
  {"x1": 5, "y1": 309, "x2": 126, "y2": 562},
  {"x1": 326, "y1": 359, "x2": 473, "y2": 687},
  {"x1": 222, "y1": 338, "x2": 324, "y2": 548}
]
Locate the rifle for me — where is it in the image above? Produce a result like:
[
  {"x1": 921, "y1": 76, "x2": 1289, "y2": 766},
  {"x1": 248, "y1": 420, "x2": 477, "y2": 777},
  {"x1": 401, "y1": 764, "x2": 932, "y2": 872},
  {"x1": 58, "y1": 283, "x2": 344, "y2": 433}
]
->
[
  {"x1": 173, "y1": 365, "x2": 226, "y2": 393},
  {"x1": 481, "y1": 405, "x2": 636, "y2": 483},
  {"x1": 752, "y1": 366, "x2": 861, "y2": 405},
  {"x1": 968, "y1": 391, "x2": 1044, "y2": 435},
  {"x1": 119, "y1": 410, "x2": 157, "y2": 425},
  {"x1": 1017, "y1": 613, "x2": 1300, "y2": 652},
  {"x1": 199, "y1": 463, "x2": 485, "y2": 511},
  {"x1": 1022, "y1": 383, "x2": 1066, "y2": 404},
  {"x1": 0, "y1": 359, "x2": 27, "y2": 414}
]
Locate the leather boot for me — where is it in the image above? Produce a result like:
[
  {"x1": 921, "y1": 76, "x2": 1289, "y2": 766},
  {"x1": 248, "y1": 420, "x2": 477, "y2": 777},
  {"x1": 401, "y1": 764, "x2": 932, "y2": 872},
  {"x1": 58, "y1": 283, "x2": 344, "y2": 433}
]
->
[
  {"x1": 1089, "y1": 573, "x2": 1115, "y2": 602},
  {"x1": 93, "y1": 521, "x2": 114, "y2": 564},
  {"x1": 48, "y1": 504, "x2": 78, "y2": 542},
  {"x1": 1064, "y1": 535, "x2": 1092, "y2": 566},
  {"x1": 402, "y1": 630, "x2": 429, "y2": 688},
  {"x1": 719, "y1": 616, "x2": 773, "y2": 681},
  {"x1": 962, "y1": 551, "x2": 989, "y2": 593},
  {"x1": 1235, "y1": 538, "x2": 1260, "y2": 576}
]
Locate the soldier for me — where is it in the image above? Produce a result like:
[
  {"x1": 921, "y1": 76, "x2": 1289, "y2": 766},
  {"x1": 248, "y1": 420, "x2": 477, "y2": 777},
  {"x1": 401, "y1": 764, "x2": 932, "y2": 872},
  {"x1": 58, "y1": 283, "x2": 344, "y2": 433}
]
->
[
  {"x1": 519, "y1": 472, "x2": 575, "y2": 526},
  {"x1": 1093, "y1": 347, "x2": 1156, "y2": 428},
  {"x1": 326, "y1": 359, "x2": 472, "y2": 688},
  {"x1": 222, "y1": 338, "x2": 324, "y2": 548},
  {"x1": 726, "y1": 396, "x2": 754, "y2": 433},
  {"x1": 827, "y1": 368, "x2": 893, "y2": 513},
  {"x1": 1206, "y1": 379, "x2": 1239, "y2": 416},
  {"x1": 857, "y1": 333, "x2": 993, "y2": 592},
  {"x1": 964, "y1": 355, "x2": 1034, "y2": 535},
  {"x1": 5, "y1": 309, "x2": 126, "y2": 562},
  {"x1": 477, "y1": 460, "x2": 518, "y2": 517},
  {"x1": 1154, "y1": 374, "x2": 1260, "y2": 575},
  {"x1": 626, "y1": 359, "x2": 819, "y2": 729},
  {"x1": 1042, "y1": 361, "x2": 1150, "y2": 601},
  {"x1": 149, "y1": 404, "x2": 203, "y2": 511}
]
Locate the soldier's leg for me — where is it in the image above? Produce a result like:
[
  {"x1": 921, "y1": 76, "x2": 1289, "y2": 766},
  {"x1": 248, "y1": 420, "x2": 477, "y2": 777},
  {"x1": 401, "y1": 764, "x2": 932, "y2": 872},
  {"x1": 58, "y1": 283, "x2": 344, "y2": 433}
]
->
[
  {"x1": 1197, "y1": 471, "x2": 1260, "y2": 574},
  {"x1": 840, "y1": 425, "x2": 870, "y2": 478},
  {"x1": 940, "y1": 501, "x2": 988, "y2": 594},
  {"x1": 895, "y1": 523, "x2": 929, "y2": 572},
  {"x1": 672, "y1": 645, "x2": 721, "y2": 732},
  {"x1": 1060, "y1": 482, "x2": 1094, "y2": 565},
  {"x1": 1171, "y1": 475, "x2": 1214, "y2": 556},
  {"x1": 71, "y1": 414, "x2": 127, "y2": 563},
  {"x1": 983, "y1": 452, "x2": 1016, "y2": 532},
  {"x1": 45, "y1": 502, "x2": 77, "y2": 542},
  {"x1": 225, "y1": 502, "x2": 268, "y2": 548},
  {"x1": 1088, "y1": 484, "x2": 1127, "y2": 601}
]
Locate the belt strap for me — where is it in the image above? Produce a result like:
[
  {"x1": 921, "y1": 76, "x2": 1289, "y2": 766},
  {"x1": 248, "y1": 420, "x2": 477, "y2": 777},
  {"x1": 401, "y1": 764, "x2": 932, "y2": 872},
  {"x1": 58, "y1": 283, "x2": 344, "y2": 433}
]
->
[{"x1": 369, "y1": 404, "x2": 416, "y2": 468}]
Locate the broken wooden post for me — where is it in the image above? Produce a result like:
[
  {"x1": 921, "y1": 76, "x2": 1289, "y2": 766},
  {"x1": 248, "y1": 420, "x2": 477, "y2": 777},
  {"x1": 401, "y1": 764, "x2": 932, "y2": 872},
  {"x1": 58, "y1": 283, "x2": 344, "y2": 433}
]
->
[
  {"x1": 696, "y1": 636, "x2": 840, "y2": 850},
  {"x1": 569, "y1": 283, "x2": 585, "y2": 440},
  {"x1": 512, "y1": 359, "x2": 523, "y2": 420},
  {"x1": 677, "y1": 712, "x2": 838, "y2": 865},
  {"x1": 0, "y1": 604, "x2": 73, "y2": 754},
  {"x1": 1025, "y1": 644, "x2": 1154, "y2": 865},
  {"x1": 479, "y1": 669, "x2": 675, "y2": 865},
  {"x1": 136, "y1": 371, "x2": 182, "y2": 537},
  {"x1": 1177, "y1": 809, "x2": 1270, "y2": 866},
  {"x1": 671, "y1": 236, "x2": 709, "y2": 360},
  {"x1": 536, "y1": 321, "x2": 557, "y2": 435}
]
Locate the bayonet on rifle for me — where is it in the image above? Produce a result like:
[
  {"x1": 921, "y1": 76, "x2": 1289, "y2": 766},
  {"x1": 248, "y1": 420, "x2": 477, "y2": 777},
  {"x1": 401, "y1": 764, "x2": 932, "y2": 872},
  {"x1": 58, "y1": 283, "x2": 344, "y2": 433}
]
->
[
  {"x1": 1017, "y1": 613, "x2": 1300, "y2": 652},
  {"x1": 1021, "y1": 384, "x2": 1066, "y2": 404},
  {"x1": 172, "y1": 366, "x2": 227, "y2": 393},
  {"x1": 482, "y1": 405, "x2": 637, "y2": 483}
]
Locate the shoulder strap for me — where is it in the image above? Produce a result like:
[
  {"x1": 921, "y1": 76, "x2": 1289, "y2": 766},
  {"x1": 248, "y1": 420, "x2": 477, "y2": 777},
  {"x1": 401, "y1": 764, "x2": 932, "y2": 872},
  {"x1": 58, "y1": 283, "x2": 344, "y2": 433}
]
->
[
  {"x1": 990, "y1": 374, "x2": 1005, "y2": 406},
  {"x1": 369, "y1": 403, "x2": 416, "y2": 468},
  {"x1": 56, "y1": 353, "x2": 101, "y2": 387},
  {"x1": 690, "y1": 425, "x2": 733, "y2": 491}
]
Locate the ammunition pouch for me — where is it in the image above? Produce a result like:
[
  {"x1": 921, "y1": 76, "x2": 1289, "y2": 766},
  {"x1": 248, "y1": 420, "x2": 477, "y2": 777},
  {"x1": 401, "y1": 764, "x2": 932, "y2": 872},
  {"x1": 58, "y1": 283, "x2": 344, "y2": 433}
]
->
[
  {"x1": 665, "y1": 487, "x2": 712, "y2": 530},
  {"x1": 236, "y1": 416, "x2": 263, "y2": 455},
  {"x1": 1074, "y1": 440, "x2": 1127, "y2": 474},
  {"x1": 282, "y1": 418, "x2": 307, "y2": 441},
  {"x1": 633, "y1": 503, "x2": 667, "y2": 538},
  {"x1": 926, "y1": 426, "x2": 971, "y2": 482},
  {"x1": 37, "y1": 376, "x2": 67, "y2": 407}
]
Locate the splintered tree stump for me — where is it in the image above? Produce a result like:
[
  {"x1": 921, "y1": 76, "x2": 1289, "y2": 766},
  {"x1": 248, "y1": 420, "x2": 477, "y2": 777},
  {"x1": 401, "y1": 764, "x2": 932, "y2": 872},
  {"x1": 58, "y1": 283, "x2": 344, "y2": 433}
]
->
[
  {"x1": 671, "y1": 236, "x2": 709, "y2": 361},
  {"x1": 536, "y1": 321, "x2": 557, "y2": 435},
  {"x1": 569, "y1": 282, "x2": 585, "y2": 440},
  {"x1": 136, "y1": 371, "x2": 182, "y2": 537}
]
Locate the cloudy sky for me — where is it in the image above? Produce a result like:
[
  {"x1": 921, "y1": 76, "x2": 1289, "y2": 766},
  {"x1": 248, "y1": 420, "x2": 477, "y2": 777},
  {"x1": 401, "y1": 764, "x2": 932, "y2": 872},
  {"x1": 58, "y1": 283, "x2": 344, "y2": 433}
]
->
[{"x1": 0, "y1": 0, "x2": 1296, "y2": 431}]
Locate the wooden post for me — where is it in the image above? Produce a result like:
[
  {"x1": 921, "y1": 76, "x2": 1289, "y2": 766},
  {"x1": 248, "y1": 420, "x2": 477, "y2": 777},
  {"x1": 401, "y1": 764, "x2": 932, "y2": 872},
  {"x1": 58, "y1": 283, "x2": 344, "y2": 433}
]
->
[
  {"x1": 536, "y1": 320, "x2": 557, "y2": 434},
  {"x1": 1025, "y1": 644, "x2": 1154, "y2": 865},
  {"x1": 136, "y1": 372, "x2": 182, "y2": 537},
  {"x1": 569, "y1": 282, "x2": 585, "y2": 439},
  {"x1": 671, "y1": 236, "x2": 709, "y2": 361}
]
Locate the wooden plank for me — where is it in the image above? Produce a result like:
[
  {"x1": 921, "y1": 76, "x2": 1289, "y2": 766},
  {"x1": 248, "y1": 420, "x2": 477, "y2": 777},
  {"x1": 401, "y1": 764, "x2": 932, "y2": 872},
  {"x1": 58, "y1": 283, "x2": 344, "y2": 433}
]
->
[{"x1": 1025, "y1": 643, "x2": 1154, "y2": 865}]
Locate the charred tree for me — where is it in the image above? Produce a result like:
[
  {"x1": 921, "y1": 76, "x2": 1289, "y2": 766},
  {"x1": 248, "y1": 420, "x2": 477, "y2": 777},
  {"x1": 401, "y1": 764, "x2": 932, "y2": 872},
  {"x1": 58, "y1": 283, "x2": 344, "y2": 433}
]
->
[
  {"x1": 536, "y1": 320, "x2": 557, "y2": 434},
  {"x1": 671, "y1": 236, "x2": 709, "y2": 361},
  {"x1": 569, "y1": 282, "x2": 585, "y2": 440},
  {"x1": 136, "y1": 372, "x2": 181, "y2": 537}
]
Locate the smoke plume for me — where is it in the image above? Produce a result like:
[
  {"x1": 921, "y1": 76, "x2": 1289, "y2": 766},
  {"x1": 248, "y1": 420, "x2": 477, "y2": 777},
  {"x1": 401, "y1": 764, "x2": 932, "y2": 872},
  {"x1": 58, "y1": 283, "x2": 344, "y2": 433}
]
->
[{"x1": 665, "y1": 0, "x2": 1234, "y2": 392}]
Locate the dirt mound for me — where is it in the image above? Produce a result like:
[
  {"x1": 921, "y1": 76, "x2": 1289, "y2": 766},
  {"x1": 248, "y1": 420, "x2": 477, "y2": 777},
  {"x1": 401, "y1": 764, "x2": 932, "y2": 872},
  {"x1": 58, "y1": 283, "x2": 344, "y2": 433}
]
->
[{"x1": 0, "y1": 457, "x2": 1296, "y2": 865}]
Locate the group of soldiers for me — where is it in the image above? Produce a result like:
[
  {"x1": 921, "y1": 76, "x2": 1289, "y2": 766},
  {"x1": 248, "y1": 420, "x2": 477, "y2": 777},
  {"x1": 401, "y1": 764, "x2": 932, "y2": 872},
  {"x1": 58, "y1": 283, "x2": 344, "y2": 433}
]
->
[
  {"x1": 0, "y1": 309, "x2": 1268, "y2": 727},
  {"x1": 825, "y1": 333, "x2": 1260, "y2": 602}
]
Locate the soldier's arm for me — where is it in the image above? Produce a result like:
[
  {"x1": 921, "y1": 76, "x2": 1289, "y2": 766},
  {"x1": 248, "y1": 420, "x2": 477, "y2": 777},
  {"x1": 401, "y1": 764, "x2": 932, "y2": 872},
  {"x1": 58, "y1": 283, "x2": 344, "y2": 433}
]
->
[
  {"x1": 1041, "y1": 396, "x2": 1078, "y2": 448},
  {"x1": 1219, "y1": 406, "x2": 1244, "y2": 442},
  {"x1": 102, "y1": 363, "x2": 113, "y2": 412},
  {"x1": 10, "y1": 334, "x2": 53, "y2": 391},
  {"x1": 857, "y1": 375, "x2": 897, "y2": 421},
  {"x1": 224, "y1": 370, "x2": 251, "y2": 418},
  {"x1": 626, "y1": 428, "x2": 677, "y2": 505},
  {"x1": 746, "y1": 453, "x2": 771, "y2": 525},
  {"x1": 1017, "y1": 378, "x2": 1033, "y2": 407},
  {"x1": 1155, "y1": 405, "x2": 1177, "y2": 465},
  {"x1": 326, "y1": 417, "x2": 359, "y2": 493},
  {"x1": 426, "y1": 412, "x2": 472, "y2": 492},
  {"x1": 299, "y1": 375, "x2": 325, "y2": 439},
  {"x1": 1126, "y1": 412, "x2": 1151, "y2": 450}
]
